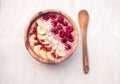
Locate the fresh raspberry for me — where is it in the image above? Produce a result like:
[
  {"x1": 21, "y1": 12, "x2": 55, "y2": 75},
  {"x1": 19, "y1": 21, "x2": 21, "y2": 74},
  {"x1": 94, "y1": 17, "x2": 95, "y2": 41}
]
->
[
  {"x1": 65, "y1": 43, "x2": 71, "y2": 50},
  {"x1": 57, "y1": 16, "x2": 64, "y2": 23},
  {"x1": 51, "y1": 28, "x2": 58, "y2": 35},
  {"x1": 57, "y1": 24, "x2": 62, "y2": 30},
  {"x1": 51, "y1": 52, "x2": 56, "y2": 58},
  {"x1": 68, "y1": 35, "x2": 74, "y2": 42},
  {"x1": 65, "y1": 31, "x2": 71, "y2": 37},
  {"x1": 52, "y1": 20, "x2": 58, "y2": 27},
  {"x1": 43, "y1": 14, "x2": 50, "y2": 20},
  {"x1": 50, "y1": 14, "x2": 57, "y2": 20},
  {"x1": 46, "y1": 47, "x2": 52, "y2": 52},
  {"x1": 61, "y1": 37, "x2": 67, "y2": 43},
  {"x1": 63, "y1": 21, "x2": 68, "y2": 26},
  {"x1": 59, "y1": 30, "x2": 65, "y2": 37},
  {"x1": 66, "y1": 26, "x2": 73, "y2": 32},
  {"x1": 57, "y1": 56, "x2": 62, "y2": 59}
]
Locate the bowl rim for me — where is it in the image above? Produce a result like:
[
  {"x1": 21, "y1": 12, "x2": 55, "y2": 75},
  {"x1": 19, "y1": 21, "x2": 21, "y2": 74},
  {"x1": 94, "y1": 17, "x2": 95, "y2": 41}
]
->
[{"x1": 24, "y1": 9, "x2": 78, "y2": 64}]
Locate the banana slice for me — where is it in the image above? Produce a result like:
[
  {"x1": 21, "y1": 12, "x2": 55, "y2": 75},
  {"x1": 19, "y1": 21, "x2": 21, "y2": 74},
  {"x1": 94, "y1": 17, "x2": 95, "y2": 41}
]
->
[
  {"x1": 43, "y1": 40, "x2": 49, "y2": 44},
  {"x1": 29, "y1": 35, "x2": 37, "y2": 46},
  {"x1": 34, "y1": 45, "x2": 41, "y2": 55},
  {"x1": 40, "y1": 50, "x2": 47, "y2": 59},
  {"x1": 37, "y1": 34, "x2": 46, "y2": 40},
  {"x1": 56, "y1": 48, "x2": 66, "y2": 56},
  {"x1": 37, "y1": 19, "x2": 44, "y2": 26},
  {"x1": 47, "y1": 52, "x2": 55, "y2": 60},
  {"x1": 37, "y1": 26, "x2": 46, "y2": 35}
]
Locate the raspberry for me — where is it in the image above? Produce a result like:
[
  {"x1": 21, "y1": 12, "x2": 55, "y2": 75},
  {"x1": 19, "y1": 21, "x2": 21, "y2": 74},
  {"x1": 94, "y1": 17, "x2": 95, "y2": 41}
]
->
[
  {"x1": 51, "y1": 28, "x2": 58, "y2": 35},
  {"x1": 51, "y1": 52, "x2": 56, "y2": 58},
  {"x1": 59, "y1": 30, "x2": 65, "y2": 37},
  {"x1": 61, "y1": 37, "x2": 67, "y2": 43},
  {"x1": 46, "y1": 47, "x2": 52, "y2": 52},
  {"x1": 57, "y1": 24, "x2": 62, "y2": 30},
  {"x1": 57, "y1": 16, "x2": 64, "y2": 23},
  {"x1": 68, "y1": 35, "x2": 74, "y2": 42},
  {"x1": 43, "y1": 14, "x2": 50, "y2": 20},
  {"x1": 63, "y1": 21, "x2": 68, "y2": 26},
  {"x1": 57, "y1": 56, "x2": 62, "y2": 59},
  {"x1": 66, "y1": 26, "x2": 73, "y2": 32},
  {"x1": 52, "y1": 20, "x2": 58, "y2": 27},
  {"x1": 65, "y1": 31, "x2": 71, "y2": 37},
  {"x1": 50, "y1": 14, "x2": 57, "y2": 20},
  {"x1": 65, "y1": 43, "x2": 71, "y2": 50}
]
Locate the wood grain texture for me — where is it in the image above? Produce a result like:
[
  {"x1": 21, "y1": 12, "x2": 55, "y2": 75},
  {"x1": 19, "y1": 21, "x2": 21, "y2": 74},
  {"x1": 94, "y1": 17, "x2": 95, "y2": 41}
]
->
[
  {"x1": 24, "y1": 9, "x2": 78, "y2": 64},
  {"x1": 78, "y1": 10, "x2": 89, "y2": 74}
]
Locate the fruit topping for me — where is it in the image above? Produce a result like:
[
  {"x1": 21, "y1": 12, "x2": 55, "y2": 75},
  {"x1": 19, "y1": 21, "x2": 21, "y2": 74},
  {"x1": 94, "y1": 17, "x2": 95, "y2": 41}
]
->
[
  {"x1": 56, "y1": 47, "x2": 65, "y2": 56},
  {"x1": 37, "y1": 20, "x2": 44, "y2": 26},
  {"x1": 61, "y1": 37, "x2": 67, "y2": 43},
  {"x1": 51, "y1": 28, "x2": 58, "y2": 35},
  {"x1": 57, "y1": 16, "x2": 64, "y2": 23},
  {"x1": 59, "y1": 30, "x2": 65, "y2": 37},
  {"x1": 29, "y1": 35, "x2": 38, "y2": 46},
  {"x1": 37, "y1": 34, "x2": 46, "y2": 40},
  {"x1": 63, "y1": 21, "x2": 68, "y2": 26},
  {"x1": 65, "y1": 43, "x2": 71, "y2": 50},
  {"x1": 43, "y1": 14, "x2": 50, "y2": 20},
  {"x1": 47, "y1": 52, "x2": 55, "y2": 60},
  {"x1": 57, "y1": 24, "x2": 62, "y2": 30},
  {"x1": 40, "y1": 50, "x2": 47, "y2": 59},
  {"x1": 37, "y1": 25, "x2": 46, "y2": 35},
  {"x1": 50, "y1": 14, "x2": 57, "y2": 20},
  {"x1": 57, "y1": 56, "x2": 62, "y2": 59},
  {"x1": 68, "y1": 35, "x2": 74, "y2": 42},
  {"x1": 52, "y1": 20, "x2": 58, "y2": 27},
  {"x1": 65, "y1": 31, "x2": 71, "y2": 37},
  {"x1": 66, "y1": 26, "x2": 73, "y2": 32},
  {"x1": 34, "y1": 45, "x2": 41, "y2": 55},
  {"x1": 51, "y1": 52, "x2": 56, "y2": 58}
]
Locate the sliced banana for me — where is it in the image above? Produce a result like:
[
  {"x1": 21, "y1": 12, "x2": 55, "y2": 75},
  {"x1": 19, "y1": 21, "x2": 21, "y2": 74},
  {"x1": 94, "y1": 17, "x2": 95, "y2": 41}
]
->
[
  {"x1": 56, "y1": 48, "x2": 66, "y2": 56},
  {"x1": 37, "y1": 34, "x2": 46, "y2": 40},
  {"x1": 34, "y1": 45, "x2": 41, "y2": 55},
  {"x1": 47, "y1": 52, "x2": 55, "y2": 60},
  {"x1": 40, "y1": 50, "x2": 47, "y2": 59},
  {"x1": 29, "y1": 35, "x2": 37, "y2": 46},
  {"x1": 37, "y1": 19, "x2": 44, "y2": 26},
  {"x1": 37, "y1": 25, "x2": 46, "y2": 35},
  {"x1": 43, "y1": 40, "x2": 49, "y2": 44}
]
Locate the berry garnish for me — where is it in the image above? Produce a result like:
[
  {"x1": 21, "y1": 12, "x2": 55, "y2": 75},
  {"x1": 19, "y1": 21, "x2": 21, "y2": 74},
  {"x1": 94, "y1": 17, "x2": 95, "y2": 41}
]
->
[
  {"x1": 50, "y1": 14, "x2": 57, "y2": 20},
  {"x1": 43, "y1": 14, "x2": 50, "y2": 20},
  {"x1": 57, "y1": 56, "x2": 62, "y2": 59},
  {"x1": 51, "y1": 28, "x2": 58, "y2": 35},
  {"x1": 63, "y1": 21, "x2": 68, "y2": 26},
  {"x1": 46, "y1": 47, "x2": 52, "y2": 52},
  {"x1": 51, "y1": 52, "x2": 56, "y2": 58},
  {"x1": 52, "y1": 20, "x2": 58, "y2": 27},
  {"x1": 68, "y1": 35, "x2": 74, "y2": 42},
  {"x1": 57, "y1": 16, "x2": 64, "y2": 23},
  {"x1": 34, "y1": 41, "x2": 39, "y2": 46},
  {"x1": 61, "y1": 37, "x2": 67, "y2": 43},
  {"x1": 65, "y1": 43, "x2": 71, "y2": 50},
  {"x1": 59, "y1": 30, "x2": 65, "y2": 37},
  {"x1": 57, "y1": 24, "x2": 62, "y2": 30},
  {"x1": 65, "y1": 31, "x2": 71, "y2": 37},
  {"x1": 66, "y1": 26, "x2": 73, "y2": 32}
]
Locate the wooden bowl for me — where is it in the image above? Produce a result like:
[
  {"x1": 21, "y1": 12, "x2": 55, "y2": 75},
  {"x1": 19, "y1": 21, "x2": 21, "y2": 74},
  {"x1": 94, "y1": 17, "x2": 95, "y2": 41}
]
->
[{"x1": 24, "y1": 9, "x2": 78, "y2": 64}]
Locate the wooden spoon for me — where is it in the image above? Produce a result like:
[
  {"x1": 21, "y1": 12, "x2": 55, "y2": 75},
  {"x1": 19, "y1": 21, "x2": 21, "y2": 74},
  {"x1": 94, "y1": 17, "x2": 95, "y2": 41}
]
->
[{"x1": 78, "y1": 10, "x2": 89, "y2": 74}]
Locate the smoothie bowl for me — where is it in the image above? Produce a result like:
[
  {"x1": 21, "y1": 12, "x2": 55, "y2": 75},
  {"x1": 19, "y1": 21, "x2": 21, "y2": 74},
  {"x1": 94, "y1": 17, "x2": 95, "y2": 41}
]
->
[{"x1": 24, "y1": 9, "x2": 78, "y2": 64}]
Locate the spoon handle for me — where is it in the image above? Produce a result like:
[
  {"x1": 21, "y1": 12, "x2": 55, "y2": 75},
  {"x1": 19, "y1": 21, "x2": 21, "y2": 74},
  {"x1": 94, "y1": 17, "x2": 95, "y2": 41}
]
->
[{"x1": 82, "y1": 29, "x2": 89, "y2": 74}]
